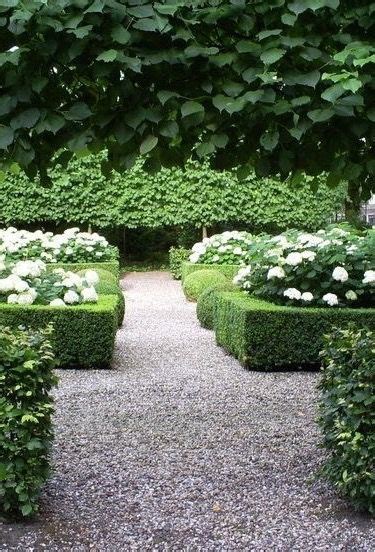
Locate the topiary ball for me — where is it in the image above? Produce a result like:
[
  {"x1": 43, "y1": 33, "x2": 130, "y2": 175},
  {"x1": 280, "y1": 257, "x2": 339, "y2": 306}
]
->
[
  {"x1": 182, "y1": 269, "x2": 228, "y2": 302},
  {"x1": 197, "y1": 282, "x2": 237, "y2": 329}
]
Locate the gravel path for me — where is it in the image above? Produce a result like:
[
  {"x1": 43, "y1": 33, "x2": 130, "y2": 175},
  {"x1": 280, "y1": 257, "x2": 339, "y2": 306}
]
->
[{"x1": 1, "y1": 271, "x2": 374, "y2": 551}]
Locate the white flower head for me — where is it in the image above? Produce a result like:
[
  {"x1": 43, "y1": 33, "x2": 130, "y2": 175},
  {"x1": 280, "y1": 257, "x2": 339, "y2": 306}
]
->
[
  {"x1": 50, "y1": 298, "x2": 66, "y2": 307},
  {"x1": 332, "y1": 266, "x2": 349, "y2": 283},
  {"x1": 64, "y1": 290, "x2": 80, "y2": 304},
  {"x1": 267, "y1": 266, "x2": 285, "y2": 280},
  {"x1": 345, "y1": 290, "x2": 357, "y2": 301},
  {"x1": 81, "y1": 286, "x2": 98, "y2": 303},
  {"x1": 7, "y1": 293, "x2": 19, "y2": 304},
  {"x1": 283, "y1": 288, "x2": 302, "y2": 300},
  {"x1": 363, "y1": 270, "x2": 375, "y2": 284},
  {"x1": 84, "y1": 270, "x2": 99, "y2": 286},
  {"x1": 285, "y1": 252, "x2": 303, "y2": 266},
  {"x1": 301, "y1": 292, "x2": 314, "y2": 302},
  {"x1": 301, "y1": 250, "x2": 316, "y2": 261},
  {"x1": 189, "y1": 252, "x2": 200, "y2": 264},
  {"x1": 323, "y1": 293, "x2": 339, "y2": 307},
  {"x1": 17, "y1": 291, "x2": 36, "y2": 305}
]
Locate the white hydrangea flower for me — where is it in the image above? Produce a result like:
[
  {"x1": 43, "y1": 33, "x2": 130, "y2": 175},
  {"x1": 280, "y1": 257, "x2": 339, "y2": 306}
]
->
[
  {"x1": 17, "y1": 291, "x2": 36, "y2": 305},
  {"x1": 212, "y1": 254, "x2": 220, "y2": 262},
  {"x1": 189, "y1": 252, "x2": 200, "y2": 264},
  {"x1": 283, "y1": 288, "x2": 301, "y2": 300},
  {"x1": 64, "y1": 290, "x2": 80, "y2": 304},
  {"x1": 301, "y1": 250, "x2": 316, "y2": 261},
  {"x1": 233, "y1": 247, "x2": 243, "y2": 255},
  {"x1": 285, "y1": 252, "x2": 303, "y2": 266},
  {"x1": 84, "y1": 270, "x2": 99, "y2": 286},
  {"x1": 7, "y1": 293, "x2": 19, "y2": 304},
  {"x1": 50, "y1": 298, "x2": 66, "y2": 307},
  {"x1": 363, "y1": 270, "x2": 375, "y2": 284},
  {"x1": 14, "y1": 279, "x2": 29, "y2": 293},
  {"x1": 345, "y1": 290, "x2": 357, "y2": 301},
  {"x1": 332, "y1": 266, "x2": 349, "y2": 282},
  {"x1": 81, "y1": 286, "x2": 98, "y2": 303},
  {"x1": 322, "y1": 293, "x2": 339, "y2": 306},
  {"x1": 267, "y1": 266, "x2": 285, "y2": 280},
  {"x1": 301, "y1": 292, "x2": 314, "y2": 302}
]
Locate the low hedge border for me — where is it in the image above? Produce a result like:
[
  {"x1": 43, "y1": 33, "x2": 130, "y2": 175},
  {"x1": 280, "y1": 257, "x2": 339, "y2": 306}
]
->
[
  {"x1": 196, "y1": 282, "x2": 237, "y2": 329},
  {"x1": 47, "y1": 260, "x2": 120, "y2": 279},
  {"x1": 181, "y1": 262, "x2": 240, "y2": 282},
  {"x1": 215, "y1": 292, "x2": 375, "y2": 370},
  {"x1": 0, "y1": 296, "x2": 118, "y2": 368}
]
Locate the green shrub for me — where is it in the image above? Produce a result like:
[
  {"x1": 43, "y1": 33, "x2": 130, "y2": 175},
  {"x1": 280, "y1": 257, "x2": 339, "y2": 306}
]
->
[
  {"x1": 181, "y1": 262, "x2": 240, "y2": 282},
  {"x1": 318, "y1": 326, "x2": 375, "y2": 514},
  {"x1": 77, "y1": 268, "x2": 125, "y2": 327},
  {"x1": 215, "y1": 292, "x2": 375, "y2": 370},
  {"x1": 183, "y1": 270, "x2": 228, "y2": 302},
  {"x1": 0, "y1": 325, "x2": 58, "y2": 518},
  {"x1": 47, "y1": 261, "x2": 120, "y2": 279},
  {"x1": 169, "y1": 247, "x2": 190, "y2": 279},
  {"x1": 197, "y1": 282, "x2": 237, "y2": 330},
  {"x1": 0, "y1": 296, "x2": 118, "y2": 368}
]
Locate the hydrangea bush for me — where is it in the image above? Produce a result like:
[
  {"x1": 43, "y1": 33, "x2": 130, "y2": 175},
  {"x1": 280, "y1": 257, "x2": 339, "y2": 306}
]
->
[
  {"x1": 189, "y1": 231, "x2": 253, "y2": 265},
  {"x1": 0, "y1": 227, "x2": 118, "y2": 263},
  {"x1": 0, "y1": 257, "x2": 100, "y2": 307},
  {"x1": 234, "y1": 226, "x2": 374, "y2": 308}
]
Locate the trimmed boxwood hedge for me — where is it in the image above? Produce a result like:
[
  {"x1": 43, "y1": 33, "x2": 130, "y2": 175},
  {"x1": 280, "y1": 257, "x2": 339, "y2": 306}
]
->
[
  {"x1": 183, "y1": 269, "x2": 228, "y2": 302},
  {"x1": 181, "y1": 262, "x2": 240, "y2": 282},
  {"x1": 77, "y1": 268, "x2": 125, "y2": 327},
  {"x1": 196, "y1": 282, "x2": 237, "y2": 329},
  {"x1": 215, "y1": 292, "x2": 375, "y2": 370},
  {"x1": 47, "y1": 260, "x2": 120, "y2": 279},
  {"x1": 0, "y1": 296, "x2": 118, "y2": 368}
]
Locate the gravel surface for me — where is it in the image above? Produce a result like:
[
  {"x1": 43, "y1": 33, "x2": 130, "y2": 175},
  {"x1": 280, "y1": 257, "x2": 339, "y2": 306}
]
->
[{"x1": 1, "y1": 271, "x2": 374, "y2": 551}]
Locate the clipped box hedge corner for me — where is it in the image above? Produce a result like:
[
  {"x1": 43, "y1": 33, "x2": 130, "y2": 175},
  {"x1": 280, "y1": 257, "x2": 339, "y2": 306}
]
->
[
  {"x1": 0, "y1": 295, "x2": 118, "y2": 368},
  {"x1": 181, "y1": 262, "x2": 240, "y2": 282},
  {"x1": 47, "y1": 260, "x2": 120, "y2": 279},
  {"x1": 215, "y1": 292, "x2": 375, "y2": 370}
]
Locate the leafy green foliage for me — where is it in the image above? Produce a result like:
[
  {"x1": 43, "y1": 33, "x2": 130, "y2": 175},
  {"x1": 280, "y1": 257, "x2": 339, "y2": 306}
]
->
[
  {"x1": 196, "y1": 282, "x2": 237, "y2": 330},
  {"x1": 214, "y1": 292, "x2": 375, "y2": 370},
  {"x1": 0, "y1": 1, "x2": 373, "y2": 198},
  {"x1": 0, "y1": 296, "x2": 118, "y2": 368},
  {"x1": 0, "y1": 325, "x2": 58, "y2": 518},
  {"x1": 318, "y1": 326, "x2": 375, "y2": 514},
  {"x1": 0, "y1": 156, "x2": 346, "y2": 231},
  {"x1": 182, "y1": 269, "x2": 228, "y2": 301},
  {"x1": 169, "y1": 247, "x2": 190, "y2": 279},
  {"x1": 181, "y1": 261, "x2": 240, "y2": 283}
]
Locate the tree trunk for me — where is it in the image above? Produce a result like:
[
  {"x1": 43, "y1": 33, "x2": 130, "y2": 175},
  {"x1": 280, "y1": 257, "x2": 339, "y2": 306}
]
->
[
  {"x1": 202, "y1": 226, "x2": 208, "y2": 239},
  {"x1": 345, "y1": 181, "x2": 362, "y2": 227}
]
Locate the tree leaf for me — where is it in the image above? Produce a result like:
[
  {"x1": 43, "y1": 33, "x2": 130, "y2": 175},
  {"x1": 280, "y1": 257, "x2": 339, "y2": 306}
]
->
[
  {"x1": 260, "y1": 129, "x2": 279, "y2": 151},
  {"x1": 181, "y1": 101, "x2": 204, "y2": 117},
  {"x1": 111, "y1": 25, "x2": 131, "y2": 44},
  {"x1": 260, "y1": 48, "x2": 285, "y2": 65},
  {"x1": 10, "y1": 108, "x2": 40, "y2": 130},
  {"x1": 97, "y1": 49, "x2": 118, "y2": 62},
  {"x1": 64, "y1": 103, "x2": 92, "y2": 121},
  {"x1": 140, "y1": 135, "x2": 158, "y2": 154}
]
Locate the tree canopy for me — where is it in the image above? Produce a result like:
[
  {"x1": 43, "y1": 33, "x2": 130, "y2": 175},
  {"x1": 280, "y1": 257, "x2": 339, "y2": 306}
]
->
[
  {"x1": 0, "y1": 154, "x2": 345, "y2": 231},
  {"x1": 0, "y1": 0, "x2": 374, "y2": 198}
]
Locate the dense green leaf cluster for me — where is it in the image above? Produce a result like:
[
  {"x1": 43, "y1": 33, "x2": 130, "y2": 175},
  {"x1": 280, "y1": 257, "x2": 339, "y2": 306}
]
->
[
  {"x1": 318, "y1": 326, "x2": 375, "y2": 514},
  {"x1": 169, "y1": 247, "x2": 190, "y2": 279},
  {"x1": 0, "y1": 155, "x2": 346, "y2": 231},
  {"x1": 0, "y1": 325, "x2": 58, "y2": 518},
  {"x1": 214, "y1": 292, "x2": 375, "y2": 370},
  {"x1": 182, "y1": 269, "x2": 228, "y2": 301},
  {"x1": 196, "y1": 281, "x2": 237, "y2": 329},
  {"x1": 0, "y1": 1, "x2": 373, "y2": 199}
]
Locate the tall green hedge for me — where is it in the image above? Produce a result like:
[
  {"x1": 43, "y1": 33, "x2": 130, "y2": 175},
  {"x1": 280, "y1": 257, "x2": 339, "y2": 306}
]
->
[
  {"x1": 215, "y1": 292, "x2": 375, "y2": 370},
  {"x1": 0, "y1": 155, "x2": 346, "y2": 231},
  {"x1": 0, "y1": 297, "x2": 118, "y2": 368}
]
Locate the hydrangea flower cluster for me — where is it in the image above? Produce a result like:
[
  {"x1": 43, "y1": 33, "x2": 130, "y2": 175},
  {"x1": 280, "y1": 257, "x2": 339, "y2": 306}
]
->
[
  {"x1": 0, "y1": 227, "x2": 118, "y2": 263},
  {"x1": 189, "y1": 231, "x2": 253, "y2": 265},
  {"x1": 234, "y1": 225, "x2": 374, "y2": 308},
  {"x1": 0, "y1": 257, "x2": 100, "y2": 306}
]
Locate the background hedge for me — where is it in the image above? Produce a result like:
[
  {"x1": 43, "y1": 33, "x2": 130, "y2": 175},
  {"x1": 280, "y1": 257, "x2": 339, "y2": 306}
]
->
[
  {"x1": 215, "y1": 293, "x2": 375, "y2": 370},
  {"x1": 47, "y1": 261, "x2": 120, "y2": 279},
  {"x1": 0, "y1": 155, "x2": 346, "y2": 232},
  {"x1": 196, "y1": 283, "x2": 237, "y2": 330},
  {"x1": 0, "y1": 297, "x2": 118, "y2": 368}
]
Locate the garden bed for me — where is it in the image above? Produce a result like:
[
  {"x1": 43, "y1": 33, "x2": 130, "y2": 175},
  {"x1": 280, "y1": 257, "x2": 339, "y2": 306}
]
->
[
  {"x1": 215, "y1": 292, "x2": 375, "y2": 370},
  {"x1": 47, "y1": 260, "x2": 120, "y2": 279},
  {"x1": 181, "y1": 262, "x2": 240, "y2": 282},
  {"x1": 0, "y1": 295, "x2": 118, "y2": 368}
]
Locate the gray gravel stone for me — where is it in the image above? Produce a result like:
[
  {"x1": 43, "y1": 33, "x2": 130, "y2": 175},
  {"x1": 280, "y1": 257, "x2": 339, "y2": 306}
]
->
[{"x1": 1, "y1": 271, "x2": 374, "y2": 551}]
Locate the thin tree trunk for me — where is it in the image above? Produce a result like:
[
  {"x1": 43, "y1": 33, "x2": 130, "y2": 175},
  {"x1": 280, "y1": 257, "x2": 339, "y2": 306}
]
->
[
  {"x1": 202, "y1": 226, "x2": 208, "y2": 239},
  {"x1": 345, "y1": 181, "x2": 362, "y2": 227}
]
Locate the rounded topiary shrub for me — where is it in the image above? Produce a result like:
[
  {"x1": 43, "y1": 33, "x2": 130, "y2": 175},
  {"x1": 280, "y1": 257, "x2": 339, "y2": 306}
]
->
[
  {"x1": 182, "y1": 269, "x2": 228, "y2": 302},
  {"x1": 197, "y1": 282, "x2": 237, "y2": 329},
  {"x1": 78, "y1": 268, "x2": 125, "y2": 327}
]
